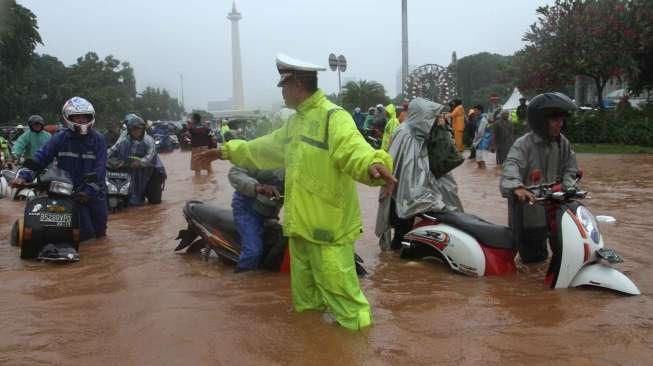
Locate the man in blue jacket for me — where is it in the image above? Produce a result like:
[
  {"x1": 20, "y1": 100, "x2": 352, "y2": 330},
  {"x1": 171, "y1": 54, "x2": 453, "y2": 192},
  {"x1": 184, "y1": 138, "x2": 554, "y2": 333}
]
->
[
  {"x1": 108, "y1": 113, "x2": 166, "y2": 205},
  {"x1": 14, "y1": 97, "x2": 108, "y2": 241}
]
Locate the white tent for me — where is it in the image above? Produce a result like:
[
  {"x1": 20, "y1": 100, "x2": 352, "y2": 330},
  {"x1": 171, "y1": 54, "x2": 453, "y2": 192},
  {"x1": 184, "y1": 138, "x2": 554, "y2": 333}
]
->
[{"x1": 501, "y1": 87, "x2": 525, "y2": 111}]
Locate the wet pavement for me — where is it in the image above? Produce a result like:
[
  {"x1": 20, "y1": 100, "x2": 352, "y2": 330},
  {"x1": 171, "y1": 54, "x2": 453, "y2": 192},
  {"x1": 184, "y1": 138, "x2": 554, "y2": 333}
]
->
[{"x1": 0, "y1": 151, "x2": 651, "y2": 365}]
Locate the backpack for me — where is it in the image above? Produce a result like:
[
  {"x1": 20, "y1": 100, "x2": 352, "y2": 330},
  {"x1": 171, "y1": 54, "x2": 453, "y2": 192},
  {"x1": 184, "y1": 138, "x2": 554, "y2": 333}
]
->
[{"x1": 426, "y1": 123, "x2": 464, "y2": 178}]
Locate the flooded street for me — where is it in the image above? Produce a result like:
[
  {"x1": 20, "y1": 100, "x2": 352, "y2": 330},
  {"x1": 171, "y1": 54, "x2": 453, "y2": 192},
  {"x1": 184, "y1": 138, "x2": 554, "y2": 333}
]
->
[{"x1": 1, "y1": 151, "x2": 651, "y2": 365}]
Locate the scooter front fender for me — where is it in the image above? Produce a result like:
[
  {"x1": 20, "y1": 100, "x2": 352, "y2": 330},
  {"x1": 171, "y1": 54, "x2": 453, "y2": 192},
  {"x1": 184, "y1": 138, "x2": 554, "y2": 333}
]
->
[{"x1": 570, "y1": 263, "x2": 640, "y2": 295}]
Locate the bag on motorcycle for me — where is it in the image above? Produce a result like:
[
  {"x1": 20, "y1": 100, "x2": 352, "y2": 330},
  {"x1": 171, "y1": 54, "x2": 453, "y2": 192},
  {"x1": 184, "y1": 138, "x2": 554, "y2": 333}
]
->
[{"x1": 426, "y1": 124, "x2": 464, "y2": 178}]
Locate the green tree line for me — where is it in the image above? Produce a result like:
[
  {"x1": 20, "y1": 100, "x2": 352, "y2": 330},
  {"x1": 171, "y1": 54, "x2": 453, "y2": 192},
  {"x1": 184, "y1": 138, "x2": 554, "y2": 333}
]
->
[{"x1": 0, "y1": 1, "x2": 184, "y2": 128}]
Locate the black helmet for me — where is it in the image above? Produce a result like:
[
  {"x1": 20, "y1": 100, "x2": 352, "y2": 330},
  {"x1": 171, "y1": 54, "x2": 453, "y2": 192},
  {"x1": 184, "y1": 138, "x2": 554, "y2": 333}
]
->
[
  {"x1": 27, "y1": 115, "x2": 45, "y2": 127},
  {"x1": 527, "y1": 92, "x2": 577, "y2": 139}
]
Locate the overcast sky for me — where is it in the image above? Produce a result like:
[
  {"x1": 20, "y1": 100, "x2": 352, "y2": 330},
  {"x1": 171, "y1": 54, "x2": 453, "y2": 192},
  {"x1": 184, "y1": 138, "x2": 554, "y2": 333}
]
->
[{"x1": 20, "y1": 0, "x2": 552, "y2": 111}]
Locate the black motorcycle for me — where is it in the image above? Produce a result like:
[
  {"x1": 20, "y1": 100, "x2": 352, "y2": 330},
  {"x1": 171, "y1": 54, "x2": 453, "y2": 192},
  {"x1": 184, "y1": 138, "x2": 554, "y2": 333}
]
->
[
  {"x1": 106, "y1": 158, "x2": 132, "y2": 213},
  {"x1": 10, "y1": 167, "x2": 84, "y2": 262},
  {"x1": 175, "y1": 200, "x2": 367, "y2": 275}
]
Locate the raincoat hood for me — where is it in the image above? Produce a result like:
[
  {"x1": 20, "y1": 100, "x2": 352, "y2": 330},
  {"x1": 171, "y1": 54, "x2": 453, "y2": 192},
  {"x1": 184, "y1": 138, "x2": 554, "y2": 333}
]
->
[
  {"x1": 401, "y1": 98, "x2": 444, "y2": 139},
  {"x1": 385, "y1": 103, "x2": 396, "y2": 120}
]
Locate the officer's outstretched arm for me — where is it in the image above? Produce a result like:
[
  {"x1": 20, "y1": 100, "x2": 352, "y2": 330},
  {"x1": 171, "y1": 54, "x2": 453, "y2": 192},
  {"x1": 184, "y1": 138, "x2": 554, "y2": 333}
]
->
[
  {"x1": 329, "y1": 110, "x2": 392, "y2": 185},
  {"x1": 221, "y1": 123, "x2": 288, "y2": 171}
]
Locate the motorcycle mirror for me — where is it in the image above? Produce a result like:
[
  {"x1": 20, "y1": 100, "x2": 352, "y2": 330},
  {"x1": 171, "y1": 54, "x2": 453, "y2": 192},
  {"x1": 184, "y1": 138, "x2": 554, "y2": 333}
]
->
[{"x1": 529, "y1": 169, "x2": 542, "y2": 184}]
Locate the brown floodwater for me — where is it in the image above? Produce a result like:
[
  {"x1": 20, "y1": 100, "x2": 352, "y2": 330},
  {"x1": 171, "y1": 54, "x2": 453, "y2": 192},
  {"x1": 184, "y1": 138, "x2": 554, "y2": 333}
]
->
[{"x1": 1, "y1": 151, "x2": 651, "y2": 365}]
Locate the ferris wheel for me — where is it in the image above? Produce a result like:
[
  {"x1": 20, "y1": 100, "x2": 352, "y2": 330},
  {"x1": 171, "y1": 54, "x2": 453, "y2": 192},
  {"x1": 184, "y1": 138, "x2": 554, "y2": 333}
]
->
[{"x1": 403, "y1": 64, "x2": 457, "y2": 104}]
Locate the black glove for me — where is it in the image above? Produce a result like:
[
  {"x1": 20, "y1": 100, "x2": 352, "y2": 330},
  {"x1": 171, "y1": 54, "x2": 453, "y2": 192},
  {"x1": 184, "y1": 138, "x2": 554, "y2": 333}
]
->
[{"x1": 74, "y1": 192, "x2": 89, "y2": 204}]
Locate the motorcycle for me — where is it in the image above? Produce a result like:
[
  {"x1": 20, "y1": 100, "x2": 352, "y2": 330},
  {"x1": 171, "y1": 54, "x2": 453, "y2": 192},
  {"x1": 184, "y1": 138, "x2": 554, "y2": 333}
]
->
[
  {"x1": 105, "y1": 158, "x2": 131, "y2": 213},
  {"x1": 400, "y1": 171, "x2": 640, "y2": 295},
  {"x1": 0, "y1": 167, "x2": 36, "y2": 200},
  {"x1": 10, "y1": 167, "x2": 82, "y2": 262},
  {"x1": 174, "y1": 200, "x2": 367, "y2": 275}
]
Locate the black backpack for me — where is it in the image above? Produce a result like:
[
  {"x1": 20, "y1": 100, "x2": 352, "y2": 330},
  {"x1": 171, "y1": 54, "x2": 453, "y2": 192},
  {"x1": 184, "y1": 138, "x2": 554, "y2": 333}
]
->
[{"x1": 426, "y1": 123, "x2": 464, "y2": 178}]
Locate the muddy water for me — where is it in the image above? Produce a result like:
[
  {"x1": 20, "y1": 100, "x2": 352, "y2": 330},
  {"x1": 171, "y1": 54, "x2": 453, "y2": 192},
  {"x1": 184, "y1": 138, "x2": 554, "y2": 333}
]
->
[{"x1": 0, "y1": 151, "x2": 651, "y2": 365}]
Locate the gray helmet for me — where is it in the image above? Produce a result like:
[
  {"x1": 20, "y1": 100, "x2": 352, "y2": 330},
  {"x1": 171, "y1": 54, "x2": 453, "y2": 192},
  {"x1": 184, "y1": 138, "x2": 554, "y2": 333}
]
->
[
  {"x1": 27, "y1": 115, "x2": 45, "y2": 128},
  {"x1": 527, "y1": 92, "x2": 577, "y2": 139}
]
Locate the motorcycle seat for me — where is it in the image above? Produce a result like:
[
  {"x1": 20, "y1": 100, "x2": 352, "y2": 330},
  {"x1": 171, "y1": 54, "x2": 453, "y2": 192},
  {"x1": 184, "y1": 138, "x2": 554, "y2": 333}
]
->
[
  {"x1": 186, "y1": 201, "x2": 241, "y2": 243},
  {"x1": 429, "y1": 211, "x2": 514, "y2": 249}
]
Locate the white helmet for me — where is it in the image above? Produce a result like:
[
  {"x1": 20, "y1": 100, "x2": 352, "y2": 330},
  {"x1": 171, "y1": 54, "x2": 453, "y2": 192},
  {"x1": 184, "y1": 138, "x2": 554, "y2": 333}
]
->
[{"x1": 62, "y1": 97, "x2": 95, "y2": 135}]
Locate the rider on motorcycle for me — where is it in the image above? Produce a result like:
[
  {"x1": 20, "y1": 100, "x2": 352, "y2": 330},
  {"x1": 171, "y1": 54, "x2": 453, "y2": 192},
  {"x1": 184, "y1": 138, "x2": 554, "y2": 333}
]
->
[
  {"x1": 500, "y1": 92, "x2": 579, "y2": 263},
  {"x1": 10, "y1": 115, "x2": 51, "y2": 163},
  {"x1": 376, "y1": 97, "x2": 464, "y2": 250},
  {"x1": 13, "y1": 97, "x2": 108, "y2": 241},
  {"x1": 107, "y1": 114, "x2": 166, "y2": 205},
  {"x1": 228, "y1": 166, "x2": 284, "y2": 272}
]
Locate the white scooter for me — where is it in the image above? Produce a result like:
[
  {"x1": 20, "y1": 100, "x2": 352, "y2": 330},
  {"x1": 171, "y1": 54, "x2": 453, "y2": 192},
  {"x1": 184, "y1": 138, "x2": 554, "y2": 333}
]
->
[
  {"x1": 400, "y1": 171, "x2": 640, "y2": 295},
  {"x1": 0, "y1": 168, "x2": 36, "y2": 200}
]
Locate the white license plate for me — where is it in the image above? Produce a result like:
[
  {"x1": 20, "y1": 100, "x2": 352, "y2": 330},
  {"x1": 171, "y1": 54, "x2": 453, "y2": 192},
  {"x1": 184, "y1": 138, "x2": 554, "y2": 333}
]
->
[{"x1": 39, "y1": 213, "x2": 73, "y2": 227}]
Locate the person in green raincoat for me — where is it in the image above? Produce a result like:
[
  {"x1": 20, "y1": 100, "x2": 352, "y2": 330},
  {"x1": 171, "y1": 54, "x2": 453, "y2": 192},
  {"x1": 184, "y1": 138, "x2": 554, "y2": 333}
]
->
[
  {"x1": 194, "y1": 54, "x2": 396, "y2": 330},
  {"x1": 11, "y1": 115, "x2": 51, "y2": 162},
  {"x1": 381, "y1": 103, "x2": 400, "y2": 152}
]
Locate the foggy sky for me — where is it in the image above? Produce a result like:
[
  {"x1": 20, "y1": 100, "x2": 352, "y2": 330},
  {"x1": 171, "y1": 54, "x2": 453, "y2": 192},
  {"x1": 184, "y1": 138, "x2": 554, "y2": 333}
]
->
[{"x1": 19, "y1": 0, "x2": 552, "y2": 112}]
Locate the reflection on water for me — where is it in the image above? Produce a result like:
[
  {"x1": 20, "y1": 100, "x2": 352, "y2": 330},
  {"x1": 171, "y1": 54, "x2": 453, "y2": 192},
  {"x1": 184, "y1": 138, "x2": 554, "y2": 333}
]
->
[{"x1": 0, "y1": 151, "x2": 651, "y2": 365}]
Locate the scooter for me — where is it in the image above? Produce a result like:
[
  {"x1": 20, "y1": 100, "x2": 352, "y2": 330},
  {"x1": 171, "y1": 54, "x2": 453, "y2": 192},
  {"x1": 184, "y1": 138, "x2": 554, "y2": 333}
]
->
[
  {"x1": 175, "y1": 200, "x2": 367, "y2": 274},
  {"x1": 10, "y1": 167, "x2": 81, "y2": 262},
  {"x1": 400, "y1": 171, "x2": 640, "y2": 295},
  {"x1": 0, "y1": 168, "x2": 36, "y2": 200},
  {"x1": 105, "y1": 158, "x2": 131, "y2": 213}
]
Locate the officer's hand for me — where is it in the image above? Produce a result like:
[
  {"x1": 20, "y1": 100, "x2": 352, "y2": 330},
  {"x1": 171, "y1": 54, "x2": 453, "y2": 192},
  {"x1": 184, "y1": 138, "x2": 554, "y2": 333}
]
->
[
  {"x1": 10, "y1": 177, "x2": 25, "y2": 188},
  {"x1": 130, "y1": 159, "x2": 142, "y2": 168},
  {"x1": 256, "y1": 184, "x2": 281, "y2": 199},
  {"x1": 193, "y1": 149, "x2": 222, "y2": 165},
  {"x1": 74, "y1": 192, "x2": 89, "y2": 204},
  {"x1": 369, "y1": 163, "x2": 397, "y2": 200},
  {"x1": 513, "y1": 187, "x2": 535, "y2": 203}
]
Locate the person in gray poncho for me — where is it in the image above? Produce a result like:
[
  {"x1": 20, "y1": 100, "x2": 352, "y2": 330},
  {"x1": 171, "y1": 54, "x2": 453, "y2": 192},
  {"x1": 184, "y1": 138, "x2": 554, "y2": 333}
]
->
[
  {"x1": 500, "y1": 92, "x2": 579, "y2": 263},
  {"x1": 376, "y1": 98, "x2": 464, "y2": 250}
]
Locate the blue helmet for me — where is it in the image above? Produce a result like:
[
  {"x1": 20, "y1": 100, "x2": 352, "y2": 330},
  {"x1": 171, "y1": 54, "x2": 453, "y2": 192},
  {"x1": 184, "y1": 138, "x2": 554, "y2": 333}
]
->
[{"x1": 124, "y1": 114, "x2": 145, "y2": 129}]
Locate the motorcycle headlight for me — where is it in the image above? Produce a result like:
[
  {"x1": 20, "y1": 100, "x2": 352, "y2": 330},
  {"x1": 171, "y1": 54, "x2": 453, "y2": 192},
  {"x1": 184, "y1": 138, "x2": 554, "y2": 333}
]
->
[
  {"x1": 106, "y1": 179, "x2": 118, "y2": 194},
  {"x1": 119, "y1": 182, "x2": 130, "y2": 195},
  {"x1": 49, "y1": 181, "x2": 74, "y2": 196},
  {"x1": 576, "y1": 206, "x2": 600, "y2": 243},
  {"x1": 155, "y1": 140, "x2": 161, "y2": 145}
]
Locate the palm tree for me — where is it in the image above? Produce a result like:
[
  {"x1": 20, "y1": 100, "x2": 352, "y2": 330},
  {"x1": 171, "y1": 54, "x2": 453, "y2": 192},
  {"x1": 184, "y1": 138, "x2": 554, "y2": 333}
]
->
[{"x1": 339, "y1": 80, "x2": 390, "y2": 112}]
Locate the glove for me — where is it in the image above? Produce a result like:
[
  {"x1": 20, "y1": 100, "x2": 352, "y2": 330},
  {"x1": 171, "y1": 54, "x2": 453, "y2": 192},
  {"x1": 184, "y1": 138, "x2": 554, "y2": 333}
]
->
[{"x1": 74, "y1": 192, "x2": 89, "y2": 204}]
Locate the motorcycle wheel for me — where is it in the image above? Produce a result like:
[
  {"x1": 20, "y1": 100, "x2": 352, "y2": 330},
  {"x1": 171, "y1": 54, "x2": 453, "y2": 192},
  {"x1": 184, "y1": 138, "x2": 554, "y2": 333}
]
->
[{"x1": 10, "y1": 218, "x2": 22, "y2": 247}]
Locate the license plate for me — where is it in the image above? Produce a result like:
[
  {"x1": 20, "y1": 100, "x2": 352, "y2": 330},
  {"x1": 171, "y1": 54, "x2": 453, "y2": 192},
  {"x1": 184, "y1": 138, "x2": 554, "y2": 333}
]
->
[{"x1": 39, "y1": 213, "x2": 72, "y2": 227}]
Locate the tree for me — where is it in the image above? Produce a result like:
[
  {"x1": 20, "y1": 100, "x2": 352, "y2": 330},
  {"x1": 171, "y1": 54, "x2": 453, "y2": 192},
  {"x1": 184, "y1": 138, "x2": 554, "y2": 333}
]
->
[
  {"x1": 628, "y1": 0, "x2": 653, "y2": 94},
  {"x1": 339, "y1": 80, "x2": 390, "y2": 112},
  {"x1": 520, "y1": 0, "x2": 641, "y2": 108},
  {"x1": 0, "y1": 0, "x2": 43, "y2": 122},
  {"x1": 66, "y1": 52, "x2": 137, "y2": 126},
  {"x1": 134, "y1": 87, "x2": 184, "y2": 121},
  {"x1": 454, "y1": 52, "x2": 514, "y2": 108}
]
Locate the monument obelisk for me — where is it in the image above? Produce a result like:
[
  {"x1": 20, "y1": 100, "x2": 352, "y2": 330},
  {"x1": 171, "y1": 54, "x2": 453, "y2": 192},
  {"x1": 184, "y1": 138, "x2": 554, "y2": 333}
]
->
[{"x1": 228, "y1": 1, "x2": 244, "y2": 109}]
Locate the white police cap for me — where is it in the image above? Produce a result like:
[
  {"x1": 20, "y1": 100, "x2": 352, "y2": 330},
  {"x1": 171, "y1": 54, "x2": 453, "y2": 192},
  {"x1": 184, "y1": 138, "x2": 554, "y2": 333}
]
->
[{"x1": 276, "y1": 53, "x2": 327, "y2": 87}]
